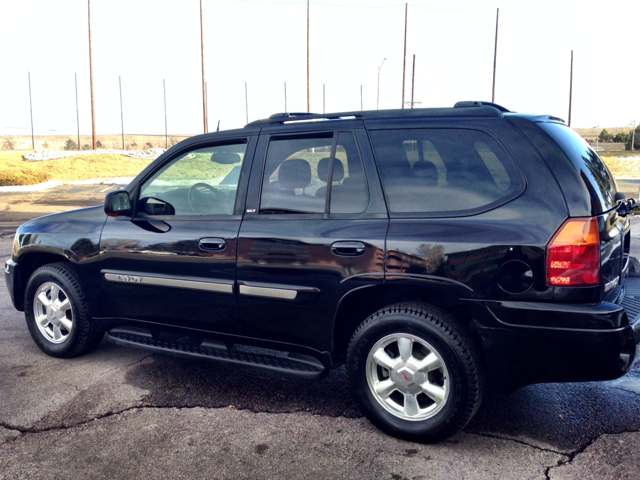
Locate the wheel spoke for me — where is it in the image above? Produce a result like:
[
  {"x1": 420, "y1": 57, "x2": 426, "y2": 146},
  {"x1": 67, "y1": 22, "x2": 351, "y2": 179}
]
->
[
  {"x1": 59, "y1": 316, "x2": 73, "y2": 332},
  {"x1": 36, "y1": 314, "x2": 49, "y2": 328},
  {"x1": 372, "y1": 348, "x2": 396, "y2": 370},
  {"x1": 404, "y1": 393, "x2": 420, "y2": 416},
  {"x1": 374, "y1": 379, "x2": 397, "y2": 399},
  {"x1": 421, "y1": 381, "x2": 446, "y2": 404},
  {"x1": 37, "y1": 292, "x2": 51, "y2": 307},
  {"x1": 50, "y1": 285, "x2": 60, "y2": 302},
  {"x1": 417, "y1": 352, "x2": 442, "y2": 373},
  {"x1": 52, "y1": 325, "x2": 62, "y2": 341},
  {"x1": 55, "y1": 297, "x2": 71, "y2": 313},
  {"x1": 397, "y1": 337, "x2": 413, "y2": 361}
]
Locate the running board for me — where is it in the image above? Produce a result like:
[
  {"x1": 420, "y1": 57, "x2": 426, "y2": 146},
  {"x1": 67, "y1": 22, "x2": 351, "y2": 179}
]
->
[{"x1": 106, "y1": 327, "x2": 326, "y2": 379}]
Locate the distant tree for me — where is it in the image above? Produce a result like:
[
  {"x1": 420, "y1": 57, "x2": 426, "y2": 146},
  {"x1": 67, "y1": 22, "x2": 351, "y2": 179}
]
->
[
  {"x1": 146, "y1": 142, "x2": 153, "y2": 149},
  {"x1": 83, "y1": 144, "x2": 90, "y2": 150},
  {"x1": 613, "y1": 132, "x2": 631, "y2": 143},
  {"x1": 64, "y1": 139, "x2": 78, "y2": 150},
  {"x1": 2, "y1": 136, "x2": 16, "y2": 150},
  {"x1": 96, "y1": 140, "x2": 103, "y2": 149},
  {"x1": 42, "y1": 140, "x2": 50, "y2": 149},
  {"x1": 598, "y1": 129, "x2": 613, "y2": 142}
]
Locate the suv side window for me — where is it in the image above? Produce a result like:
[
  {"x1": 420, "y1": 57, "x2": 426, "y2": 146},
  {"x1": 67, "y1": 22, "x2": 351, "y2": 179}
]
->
[
  {"x1": 260, "y1": 132, "x2": 368, "y2": 214},
  {"x1": 369, "y1": 128, "x2": 520, "y2": 215},
  {"x1": 139, "y1": 142, "x2": 246, "y2": 216}
]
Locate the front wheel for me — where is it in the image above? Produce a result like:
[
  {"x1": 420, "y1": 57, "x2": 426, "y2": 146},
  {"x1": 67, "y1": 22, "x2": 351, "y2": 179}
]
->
[
  {"x1": 346, "y1": 302, "x2": 485, "y2": 443},
  {"x1": 24, "y1": 263, "x2": 104, "y2": 358}
]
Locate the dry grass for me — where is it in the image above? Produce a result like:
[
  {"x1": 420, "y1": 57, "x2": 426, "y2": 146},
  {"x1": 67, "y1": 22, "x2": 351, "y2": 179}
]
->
[
  {"x1": 601, "y1": 156, "x2": 640, "y2": 178},
  {"x1": 0, "y1": 151, "x2": 152, "y2": 186},
  {"x1": 2, "y1": 134, "x2": 192, "y2": 151}
]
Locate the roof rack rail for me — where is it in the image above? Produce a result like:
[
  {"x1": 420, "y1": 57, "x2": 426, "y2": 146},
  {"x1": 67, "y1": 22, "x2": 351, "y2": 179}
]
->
[
  {"x1": 454, "y1": 101, "x2": 510, "y2": 112},
  {"x1": 247, "y1": 112, "x2": 364, "y2": 127}
]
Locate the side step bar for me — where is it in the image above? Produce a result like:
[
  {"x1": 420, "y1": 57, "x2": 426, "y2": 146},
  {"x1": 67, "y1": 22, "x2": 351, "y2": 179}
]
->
[{"x1": 106, "y1": 327, "x2": 326, "y2": 379}]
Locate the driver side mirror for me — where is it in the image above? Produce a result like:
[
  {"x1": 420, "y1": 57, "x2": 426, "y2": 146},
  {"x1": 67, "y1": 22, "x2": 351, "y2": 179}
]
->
[{"x1": 104, "y1": 191, "x2": 132, "y2": 217}]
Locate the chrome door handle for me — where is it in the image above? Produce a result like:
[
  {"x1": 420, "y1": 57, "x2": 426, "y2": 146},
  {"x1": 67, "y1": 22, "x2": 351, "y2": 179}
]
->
[
  {"x1": 331, "y1": 241, "x2": 366, "y2": 257},
  {"x1": 199, "y1": 237, "x2": 226, "y2": 251}
]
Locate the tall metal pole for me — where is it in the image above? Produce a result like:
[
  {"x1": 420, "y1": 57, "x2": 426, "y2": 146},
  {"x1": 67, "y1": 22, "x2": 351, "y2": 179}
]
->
[
  {"x1": 323, "y1": 84, "x2": 325, "y2": 114},
  {"x1": 307, "y1": 0, "x2": 310, "y2": 112},
  {"x1": 205, "y1": 81, "x2": 209, "y2": 133},
  {"x1": 492, "y1": 8, "x2": 499, "y2": 103},
  {"x1": 163, "y1": 79, "x2": 167, "y2": 149},
  {"x1": 377, "y1": 58, "x2": 386, "y2": 110},
  {"x1": 88, "y1": 0, "x2": 96, "y2": 150},
  {"x1": 410, "y1": 54, "x2": 416, "y2": 109},
  {"x1": 245, "y1": 82, "x2": 248, "y2": 124},
  {"x1": 568, "y1": 50, "x2": 573, "y2": 127},
  {"x1": 28, "y1": 72, "x2": 34, "y2": 150},
  {"x1": 75, "y1": 73, "x2": 80, "y2": 150},
  {"x1": 402, "y1": 3, "x2": 408, "y2": 109},
  {"x1": 284, "y1": 82, "x2": 287, "y2": 112},
  {"x1": 119, "y1": 76, "x2": 124, "y2": 150},
  {"x1": 361, "y1": 85, "x2": 363, "y2": 111},
  {"x1": 631, "y1": 121, "x2": 636, "y2": 151},
  {"x1": 200, "y1": 0, "x2": 207, "y2": 134}
]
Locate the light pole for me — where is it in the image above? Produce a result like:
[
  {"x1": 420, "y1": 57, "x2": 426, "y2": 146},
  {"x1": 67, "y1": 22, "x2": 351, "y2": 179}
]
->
[
  {"x1": 595, "y1": 125, "x2": 599, "y2": 152},
  {"x1": 377, "y1": 58, "x2": 386, "y2": 110},
  {"x1": 631, "y1": 120, "x2": 637, "y2": 151}
]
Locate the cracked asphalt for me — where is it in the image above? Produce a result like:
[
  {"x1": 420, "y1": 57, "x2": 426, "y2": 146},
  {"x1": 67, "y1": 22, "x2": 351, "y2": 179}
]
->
[{"x1": 1, "y1": 184, "x2": 640, "y2": 479}]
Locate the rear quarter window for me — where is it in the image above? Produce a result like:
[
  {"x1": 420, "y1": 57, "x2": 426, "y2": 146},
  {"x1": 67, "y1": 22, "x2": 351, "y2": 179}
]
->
[
  {"x1": 537, "y1": 122, "x2": 617, "y2": 213},
  {"x1": 369, "y1": 128, "x2": 522, "y2": 216}
]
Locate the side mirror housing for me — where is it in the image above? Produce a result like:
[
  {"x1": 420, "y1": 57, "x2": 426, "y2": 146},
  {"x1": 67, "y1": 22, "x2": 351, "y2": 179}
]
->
[{"x1": 104, "y1": 191, "x2": 132, "y2": 217}]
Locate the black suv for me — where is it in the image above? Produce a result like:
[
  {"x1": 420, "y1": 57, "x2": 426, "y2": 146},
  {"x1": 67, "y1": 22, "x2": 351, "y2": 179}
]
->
[{"x1": 5, "y1": 101, "x2": 640, "y2": 442}]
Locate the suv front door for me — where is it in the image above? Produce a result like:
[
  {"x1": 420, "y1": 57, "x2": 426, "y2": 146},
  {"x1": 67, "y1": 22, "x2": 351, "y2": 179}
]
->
[{"x1": 98, "y1": 137, "x2": 255, "y2": 333}]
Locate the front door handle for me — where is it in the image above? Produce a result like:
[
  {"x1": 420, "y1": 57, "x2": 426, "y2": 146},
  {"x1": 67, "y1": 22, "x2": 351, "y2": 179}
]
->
[
  {"x1": 199, "y1": 237, "x2": 226, "y2": 251},
  {"x1": 331, "y1": 241, "x2": 366, "y2": 257}
]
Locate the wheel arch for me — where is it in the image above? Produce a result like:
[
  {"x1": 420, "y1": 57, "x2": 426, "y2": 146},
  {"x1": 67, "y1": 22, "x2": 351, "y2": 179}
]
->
[
  {"x1": 331, "y1": 279, "x2": 485, "y2": 366},
  {"x1": 12, "y1": 250, "x2": 71, "y2": 311}
]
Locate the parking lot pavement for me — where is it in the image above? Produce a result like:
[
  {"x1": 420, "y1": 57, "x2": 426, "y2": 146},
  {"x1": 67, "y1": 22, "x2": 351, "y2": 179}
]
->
[{"x1": 1, "y1": 185, "x2": 640, "y2": 478}]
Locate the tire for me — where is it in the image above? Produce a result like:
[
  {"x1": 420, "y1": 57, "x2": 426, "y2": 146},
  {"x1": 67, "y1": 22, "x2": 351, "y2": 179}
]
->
[
  {"x1": 24, "y1": 263, "x2": 104, "y2": 358},
  {"x1": 346, "y1": 302, "x2": 485, "y2": 443}
]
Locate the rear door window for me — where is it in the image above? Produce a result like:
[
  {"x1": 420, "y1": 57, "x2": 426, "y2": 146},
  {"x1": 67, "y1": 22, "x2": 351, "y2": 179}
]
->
[{"x1": 369, "y1": 128, "x2": 521, "y2": 216}]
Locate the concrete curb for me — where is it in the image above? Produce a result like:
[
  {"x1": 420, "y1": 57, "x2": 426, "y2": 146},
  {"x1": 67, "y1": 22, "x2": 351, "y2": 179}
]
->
[{"x1": 0, "y1": 177, "x2": 133, "y2": 192}]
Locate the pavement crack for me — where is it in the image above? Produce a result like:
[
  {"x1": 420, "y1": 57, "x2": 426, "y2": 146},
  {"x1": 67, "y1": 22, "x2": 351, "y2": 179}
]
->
[
  {"x1": 466, "y1": 431, "x2": 566, "y2": 456},
  {"x1": 0, "y1": 422, "x2": 27, "y2": 434},
  {"x1": 98, "y1": 353, "x2": 153, "y2": 377}
]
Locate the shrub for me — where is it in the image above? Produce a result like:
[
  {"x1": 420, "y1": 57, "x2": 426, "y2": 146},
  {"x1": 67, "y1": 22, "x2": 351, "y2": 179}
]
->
[
  {"x1": 2, "y1": 136, "x2": 16, "y2": 150},
  {"x1": 43, "y1": 141, "x2": 50, "y2": 149},
  {"x1": 613, "y1": 132, "x2": 631, "y2": 144},
  {"x1": 598, "y1": 129, "x2": 613, "y2": 142},
  {"x1": 83, "y1": 144, "x2": 90, "y2": 150},
  {"x1": 146, "y1": 142, "x2": 153, "y2": 149},
  {"x1": 96, "y1": 140, "x2": 103, "y2": 149},
  {"x1": 64, "y1": 139, "x2": 78, "y2": 150}
]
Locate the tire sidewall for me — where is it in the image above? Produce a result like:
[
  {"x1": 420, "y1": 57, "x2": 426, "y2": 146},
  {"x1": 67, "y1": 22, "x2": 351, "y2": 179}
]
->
[
  {"x1": 348, "y1": 310, "x2": 471, "y2": 441},
  {"x1": 25, "y1": 266, "x2": 86, "y2": 357}
]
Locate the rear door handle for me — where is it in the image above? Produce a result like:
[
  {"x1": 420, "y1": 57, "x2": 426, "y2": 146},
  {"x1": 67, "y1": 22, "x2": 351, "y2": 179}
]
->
[
  {"x1": 199, "y1": 237, "x2": 226, "y2": 251},
  {"x1": 331, "y1": 241, "x2": 366, "y2": 257}
]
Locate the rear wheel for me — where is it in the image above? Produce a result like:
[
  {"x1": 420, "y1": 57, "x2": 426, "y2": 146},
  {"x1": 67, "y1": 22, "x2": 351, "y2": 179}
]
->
[
  {"x1": 25, "y1": 263, "x2": 103, "y2": 358},
  {"x1": 346, "y1": 302, "x2": 485, "y2": 443}
]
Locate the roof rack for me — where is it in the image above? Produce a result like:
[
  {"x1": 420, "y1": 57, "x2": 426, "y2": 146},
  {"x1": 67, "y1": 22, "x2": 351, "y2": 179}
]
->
[
  {"x1": 454, "y1": 101, "x2": 510, "y2": 112},
  {"x1": 245, "y1": 102, "x2": 507, "y2": 127}
]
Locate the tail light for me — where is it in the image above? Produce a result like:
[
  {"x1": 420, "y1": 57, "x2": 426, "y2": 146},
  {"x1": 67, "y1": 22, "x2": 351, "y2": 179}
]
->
[{"x1": 546, "y1": 217, "x2": 600, "y2": 286}]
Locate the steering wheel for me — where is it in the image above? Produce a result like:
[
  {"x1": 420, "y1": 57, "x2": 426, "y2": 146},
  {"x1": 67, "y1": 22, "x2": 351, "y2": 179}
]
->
[{"x1": 187, "y1": 183, "x2": 230, "y2": 215}]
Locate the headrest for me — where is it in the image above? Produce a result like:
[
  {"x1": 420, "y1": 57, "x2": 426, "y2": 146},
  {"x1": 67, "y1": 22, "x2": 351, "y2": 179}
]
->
[
  {"x1": 412, "y1": 160, "x2": 438, "y2": 187},
  {"x1": 279, "y1": 158, "x2": 311, "y2": 190},
  {"x1": 317, "y1": 157, "x2": 345, "y2": 183},
  {"x1": 210, "y1": 152, "x2": 241, "y2": 164}
]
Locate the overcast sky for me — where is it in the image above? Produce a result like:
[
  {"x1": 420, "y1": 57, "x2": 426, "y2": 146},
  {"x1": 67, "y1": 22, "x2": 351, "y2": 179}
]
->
[{"x1": 1, "y1": 0, "x2": 638, "y2": 137}]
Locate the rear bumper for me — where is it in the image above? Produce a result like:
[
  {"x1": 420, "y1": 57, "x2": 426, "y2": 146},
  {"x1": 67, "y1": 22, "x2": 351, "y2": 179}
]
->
[
  {"x1": 4, "y1": 259, "x2": 19, "y2": 310},
  {"x1": 469, "y1": 277, "x2": 640, "y2": 392}
]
